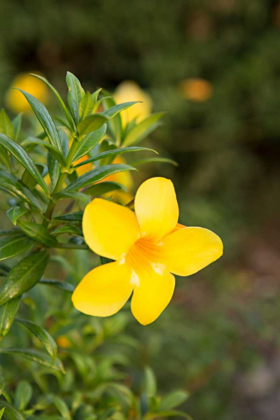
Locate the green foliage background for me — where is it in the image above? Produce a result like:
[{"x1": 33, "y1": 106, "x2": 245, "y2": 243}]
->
[{"x1": 0, "y1": 1, "x2": 280, "y2": 419}]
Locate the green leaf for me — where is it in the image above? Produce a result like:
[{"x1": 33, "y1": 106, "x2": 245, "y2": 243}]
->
[
  {"x1": 39, "y1": 278, "x2": 74, "y2": 293},
  {"x1": 17, "y1": 221, "x2": 57, "y2": 247},
  {"x1": 0, "y1": 349, "x2": 64, "y2": 373},
  {"x1": 91, "y1": 88, "x2": 102, "y2": 103},
  {"x1": 0, "y1": 298, "x2": 21, "y2": 340},
  {"x1": 16, "y1": 89, "x2": 63, "y2": 152},
  {"x1": 54, "y1": 191, "x2": 91, "y2": 205},
  {"x1": 53, "y1": 397, "x2": 71, "y2": 420},
  {"x1": 0, "y1": 400, "x2": 25, "y2": 420},
  {"x1": 31, "y1": 74, "x2": 74, "y2": 132},
  {"x1": 16, "y1": 318, "x2": 57, "y2": 360},
  {"x1": 84, "y1": 181, "x2": 126, "y2": 196},
  {"x1": 12, "y1": 114, "x2": 22, "y2": 143},
  {"x1": 0, "y1": 408, "x2": 4, "y2": 420},
  {"x1": 0, "y1": 109, "x2": 14, "y2": 139},
  {"x1": 122, "y1": 112, "x2": 165, "y2": 146},
  {"x1": 101, "y1": 92, "x2": 122, "y2": 144},
  {"x1": 0, "y1": 250, "x2": 49, "y2": 305},
  {"x1": 66, "y1": 72, "x2": 85, "y2": 124},
  {"x1": 21, "y1": 138, "x2": 66, "y2": 166},
  {"x1": 79, "y1": 92, "x2": 95, "y2": 119},
  {"x1": 54, "y1": 211, "x2": 83, "y2": 222},
  {"x1": 0, "y1": 367, "x2": 4, "y2": 396},
  {"x1": 102, "y1": 101, "x2": 139, "y2": 119},
  {"x1": 52, "y1": 225, "x2": 83, "y2": 237},
  {"x1": 63, "y1": 164, "x2": 136, "y2": 193},
  {"x1": 0, "y1": 133, "x2": 49, "y2": 193},
  {"x1": 0, "y1": 170, "x2": 43, "y2": 210},
  {"x1": 0, "y1": 264, "x2": 10, "y2": 277},
  {"x1": 77, "y1": 114, "x2": 108, "y2": 137},
  {"x1": 0, "y1": 235, "x2": 33, "y2": 262},
  {"x1": 74, "y1": 146, "x2": 156, "y2": 168},
  {"x1": 21, "y1": 163, "x2": 46, "y2": 190},
  {"x1": 144, "y1": 367, "x2": 157, "y2": 397},
  {"x1": 72, "y1": 125, "x2": 107, "y2": 162},
  {"x1": 158, "y1": 391, "x2": 189, "y2": 412},
  {"x1": 130, "y1": 157, "x2": 178, "y2": 167},
  {"x1": 14, "y1": 381, "x2": 32, "y2": 411},
  {"x1": 6, "y1": 206, "x2": 29, "y2": 226},
  {"x1": 146, "y1": 411, "x2": 192, "y2": 419}
]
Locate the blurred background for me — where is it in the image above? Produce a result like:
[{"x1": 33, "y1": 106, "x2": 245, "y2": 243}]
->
[{"x1": 1, "y1": 1, "x2": 280, "y2": 419}]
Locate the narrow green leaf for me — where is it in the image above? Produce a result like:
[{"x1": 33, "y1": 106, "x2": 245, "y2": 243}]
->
[
  {"x1": 144, "y1": 367, "x2": 157, "y2": 397},
  {"x1": 12, "y1": 114, "x2": 22, "y2": 143},
  {"x1": 72, "y1": 125, "x2": 107, "y2": 162},
  {"x1": 53, "y1": 397, "x2": 71, "y2": 420},
  {"x1": 74, "y1": 146, "x2": 156, "y2": 168},
  {"x1": 0, "y1": 235, "x2": 33, "y2": 262},
  {"x1": 54, "y1": 191, "x2": 90, "y2": 204},
  {"x1": 0, "y1": 109, "x2": 14, "y2": 139},
  {"x1": 0, "y1": 349, "x2": 64, "y2": 373},
  {"x1": 66, "y1": 72, "x2": 85, "y2": 124},
  {"x1": 0, "y1": 170, "x2": 43, "y2": 210},
  {"x1": 102, "y1": 101, "x2": 139, "y2": 119},
  {"x1": 16, "y1": 318, "x2": 57, "y2": 360},
  {"x1": 21, "y1": 138, "x2": 66, "y2": 166},
  {"x1": 146, "y1": 411, "x2": 193, "y2": 419},
  {"x1": 17, "y1": 221, "x2": 57, "y2": 247},
  {"x1": 0, "y1": 297, "x2": 21, "y2": 340},
  {"x1": 159, "y1": 391, "x2": 189, "y2": 412},
  {"x1": 91, "y1": 88, "x2": 102, "y2": 103},
  {"x1": 16, "y1": 89, "x2": 63, "y2": 152},
  {"x1": 0, "y1": 264, "x2": 10, "y2": 277},
  {"x1": 0, "y1": 250, "x2": 49, "y2": 305},
  {"x1": 77, "y1": 114, "x2": 108, "y2": 136},
  {"x1": 84, "y1": 181, "x2": 126, "y2": 196},
  {"x1": 63, "y1": 164, "x2": 136, "y2": 192},
  {"x1": 0, "y1": 133, "x2": 49, "y2": 193},
  {"x1": 122, "y1": 112, "x2": 165, "y2": 146},
  {"x1": 14, "y1": 381, "x2": 32, "y2": 411},
  {"x1": 47, "y1": 153, "x2": 60, "y2": 191},
  {"x1": 0, "y1": 400, "x2": 25, "y2": 420},
  {"x1": 31, "y1": 74, "x2": 74, "y2": 131},
  {"x1": 21, "y1": 163, "x2": 46, "y2": 190},
  {"x1": 0, "y1": 367, "x2": 4, "y2": 396},
  {"x1": 130, "y1": 157, "x2": 178, "y2": 167},
  {"x1": 79, "y1": 92, "x2": 95, "y2": 119},
  {"x1": 52, "y1": 225, "x2": 83, "y2": 237},
  {"x1": 54, "y1": 211, "x2": 83, "y2": 222},
  {"x1": 39, "y1": 279, "x2": 74, "y2": 293},
  {"x1": 6, "y1": 206, "x2": 29, "y2": 225},
  {"x1": 101, "y1": 92, "x2": 122, "y2": 144}
]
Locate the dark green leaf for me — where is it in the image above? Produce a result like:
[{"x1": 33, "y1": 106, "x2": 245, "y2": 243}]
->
[
  {"x1": 63, "y1": 164, "x2": 136, "y2": 192},
  {"x1": 0, "y1": 349, "x2": 64, "y2": 373},
  {"x1": 0, "y1": 109, "x2": 14, "y2": 139},
  {"x1": 12, "y1": 114, "x2": 22, "y2": 143},
  {"x1": 72, "y1": 125, "x2": 107, "y2": 162},
  {"x1": 0, "y1": 235, "x2": 33, "y2": 262},
  {"x1": 74, "y1": 146, "x2": 156, "y2": 168},
  {"x1": 52, "y1": 225, "x2": 83, "y2": 237},
  {"x1": 79, "y1": 92, "x2": 95, "y2": 119},
  {"x1": 122, "y1": 112, "x2": 165, "y2": 146},
  {"x1": 17, "y1": 221, "x2": 57, "y2": 247},
  {"x1": 0, "y1": 400, "x2": 25, "y2": 420},
  {"x1": 0, "y1": 250, "x2": 49, "y2": 305},
  {"x1": 66, "y1": 72, "x2": 85, "y2": 124},
  {"x1": 54, "y1": 212, "x2": 83, "y2": 222},
  {"x1": 77, "y1": 114, "x2": 108, "y2": 137},
  {"x1": 16, "y1": 318, "x2": 57, "y2": 360},
  {"x1": 102, "y1": 101, "x2": 139, "y2": 119},
  {"x1": 0, "y1": 133, "x2": 49, "y2": 193},
  {"x1": 159, "y1": 391, "x2": 189, "y2": 412},
  {"x1": 101, "y1": 92, "x2": 122, "y2": 144},
  {"x1": 0, "y1": 264, "x2": 10, "y2": 277},
  {"x1": 130, "y1": 157, "x2": 178, "y2": 167},
  {"x1": 14, "y1": 381, "x2": 32, "y2": 411},
  {"x1": 0, "y1": 297, "x2": 21, "y2": 340},
  {"x1": 21, "y1": 138, "x2": 66, "y2": 166},
  {"x1": 54, "y1": 191, "x2": 90, "y2": 204},
  {"x1": 16, "y1": 89, "x2": 63, "y2": 152},
  {"x1": 84, "y1": 181, "x2": 126, "y2": 196},
  {"x1": 21, "y1": 163, "x2": 46, "y2": 190},
  {"x1": 31, "y1": 74, "x2": 74, "y2": 131},
  {"x1": 39, "y1": 278, "x2": 74, "y2": 293},
  {"x1": 0, "y1": 367, "x2": 4, "y2": 396},
  {"x1": 6, "y1": 206, "x2": 29, "y2": 226}
]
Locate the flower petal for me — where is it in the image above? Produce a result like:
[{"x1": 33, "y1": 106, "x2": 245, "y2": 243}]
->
[
  {"x1": 135, "y1": 177, "x2": 179, "y2": 241},
  {"x1": 130, "y1": 259, "x2": 175, "y2": 325},
  {"x1": 72, "y1": 261, "x2": 133, "y2": 317},
  {"x1": 160, "y1": 226, "x2": 223, "y2": 276},
  {"x1": 83, "y1": 198, "x2": 140, "y2": 260}
]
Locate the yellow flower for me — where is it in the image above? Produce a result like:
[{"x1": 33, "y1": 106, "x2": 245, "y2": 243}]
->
[
  {"x1": 114, "y1": 81, "x2": 152, "y2": 126},
  {"x1": 179, "y1": 78, "x2": 213, "y2": 102},
  {"x1": 5, "y1": 73, "x2": 49, "y2": 113},
  {"x1": 72, "y1": 177, "x2": 223, "y2": 325}
]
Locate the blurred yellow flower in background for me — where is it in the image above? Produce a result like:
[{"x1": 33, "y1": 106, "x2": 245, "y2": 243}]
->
[
  {"x1": 114, "y1": 81, "x2": 152, "y2": 126},
  {"x1": 74, "y1": 155, "x2": 94, "y2": 176},
  {"x1": 102, "y1": 155, "x2": 133, "y2": 204},
  {"x1": 5, "y1": 72, "x2": 49, "y2": 113},
  {"x1": 179, "y1": 78, "x2": 213, "y2": 102},
  {"x1": 72, "y1": 177, "x2": 223, "y2": 325}
]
